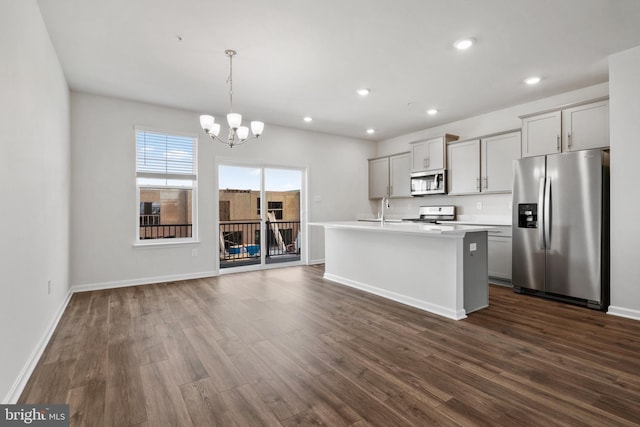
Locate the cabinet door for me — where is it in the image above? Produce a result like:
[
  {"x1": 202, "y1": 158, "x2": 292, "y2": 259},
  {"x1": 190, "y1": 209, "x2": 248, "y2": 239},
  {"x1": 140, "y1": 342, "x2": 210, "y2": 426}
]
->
[
  {"x1": 447, "y1": 140, "x2": 480, "y2": 195},
  {"x1": 410, "y1": 141, "x2": 427, "y2": 172},
  {"x1": 481, "y1": 131, "x2": 521, "y2": 193},
  {"x1": 521, "y1": 111, "x2": 561, "y2": 157},
  {"x1": 368, "y1": 157, "x2": 389, "y2": 199},
  {"x1": 562, "y1": 100, "x2": 609, "y2": 151},
  {"x1": 488, "y1": 236, "x2": 512, "y2": 280},
  {"x1": 389, "y1": 153, "x2": 411, "y2": 198},
  {"x1": 425, "y1": 137, "x2": 445, "y2": 170}
]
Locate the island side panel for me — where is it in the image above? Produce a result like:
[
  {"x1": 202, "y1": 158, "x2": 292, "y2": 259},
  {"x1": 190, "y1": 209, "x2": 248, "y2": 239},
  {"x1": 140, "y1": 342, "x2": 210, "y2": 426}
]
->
[
  {"x1": 323, "y1": 227, "x2": 466, "y2": 320},
  {"x1": 462, "y1": 231, "x2": 489, "y2": 313}
]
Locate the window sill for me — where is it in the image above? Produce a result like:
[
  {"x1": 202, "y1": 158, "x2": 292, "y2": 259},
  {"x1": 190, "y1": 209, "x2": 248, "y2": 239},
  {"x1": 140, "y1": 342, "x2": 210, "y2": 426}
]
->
[{"x1": 133, "y1": 239, "x2": 200, "y2": 249}]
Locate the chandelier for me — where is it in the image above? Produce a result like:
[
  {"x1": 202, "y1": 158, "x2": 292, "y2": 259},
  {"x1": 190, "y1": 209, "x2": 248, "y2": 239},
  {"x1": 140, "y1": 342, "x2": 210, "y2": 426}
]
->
[{"x1": 199, "y1": 50, "x2": 264, "y2": 147}]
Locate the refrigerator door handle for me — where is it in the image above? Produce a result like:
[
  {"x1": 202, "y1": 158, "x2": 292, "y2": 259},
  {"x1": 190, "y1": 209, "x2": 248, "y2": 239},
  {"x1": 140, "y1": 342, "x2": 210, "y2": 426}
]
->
[
  {"x1": 544, "y1": 177, "x2": 552, "y2": 248},
  {"x1": 538, "y1": 177, "x2": 546, "y2": 249}
]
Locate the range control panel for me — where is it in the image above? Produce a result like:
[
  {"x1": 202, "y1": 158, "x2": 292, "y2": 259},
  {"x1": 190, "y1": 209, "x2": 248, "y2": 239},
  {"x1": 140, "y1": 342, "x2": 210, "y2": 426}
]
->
[{"x1": 518, "y1": 203, "x2": 538, "y2": 228}]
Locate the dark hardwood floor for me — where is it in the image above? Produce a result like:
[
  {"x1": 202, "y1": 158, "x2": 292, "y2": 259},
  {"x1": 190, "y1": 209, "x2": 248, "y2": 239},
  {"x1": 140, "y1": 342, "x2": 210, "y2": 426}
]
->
[{"x1": 20, "y1": 265, "x2": 640, "y2": 426}]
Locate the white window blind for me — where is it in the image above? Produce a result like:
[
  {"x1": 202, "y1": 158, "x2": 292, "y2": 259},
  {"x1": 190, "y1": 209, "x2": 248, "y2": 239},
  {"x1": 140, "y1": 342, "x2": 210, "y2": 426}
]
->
[{"x1": 136, "y1": 129, "x2": 197, "y2": 181}]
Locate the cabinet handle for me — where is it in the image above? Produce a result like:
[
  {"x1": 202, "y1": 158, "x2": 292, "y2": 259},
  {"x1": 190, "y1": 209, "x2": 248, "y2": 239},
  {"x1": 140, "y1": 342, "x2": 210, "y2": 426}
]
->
[
  {"x1": 567, "y1": 133, "x2": 572, "y2": 149},
  {"x1": 426, "y1": 158, "x2": 430, "y2": 168},
  {"x1": 556, "y1": 135, "x2": 560, "y2": 151},
  {"x1": 483, "y1": 176, "x2": 488, "y2": 189},
  {"x1": 476, "y1": 177, "x2": 480, "y2": 190},
  {"x1": 389, "y1": 185, "x2": 393, "y2": 195}
]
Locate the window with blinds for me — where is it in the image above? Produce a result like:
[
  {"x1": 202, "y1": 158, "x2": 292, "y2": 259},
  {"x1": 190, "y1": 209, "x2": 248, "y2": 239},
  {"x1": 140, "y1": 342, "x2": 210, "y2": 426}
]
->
[{"x1": 135, "y1": 128, "x2": 197, "y2": 242}]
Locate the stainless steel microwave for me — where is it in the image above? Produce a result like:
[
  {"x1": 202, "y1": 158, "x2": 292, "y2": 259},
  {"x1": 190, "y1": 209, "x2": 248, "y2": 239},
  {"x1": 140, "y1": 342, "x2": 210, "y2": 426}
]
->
[{"x1": 410, "y1": 170, "x2": 447, "y2": 196}]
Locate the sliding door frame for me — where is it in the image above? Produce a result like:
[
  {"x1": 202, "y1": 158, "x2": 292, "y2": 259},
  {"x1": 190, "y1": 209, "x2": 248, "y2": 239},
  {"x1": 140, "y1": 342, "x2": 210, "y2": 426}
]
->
[{"x1": 215, "y1": 157, "x2": 308, "y2": 274}]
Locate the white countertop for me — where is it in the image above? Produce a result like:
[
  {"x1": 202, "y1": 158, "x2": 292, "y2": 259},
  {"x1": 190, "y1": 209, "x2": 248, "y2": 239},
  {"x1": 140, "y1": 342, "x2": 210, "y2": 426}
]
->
[
  {"x1": 445, "y1": 215, "x2": 511, "y2": 226},
  {"x1": 310, "y1": 220, "x2": 494, "y2": 236},
  {"x1": 441, "y1": 220, "x2": 511, "y2": 227}
]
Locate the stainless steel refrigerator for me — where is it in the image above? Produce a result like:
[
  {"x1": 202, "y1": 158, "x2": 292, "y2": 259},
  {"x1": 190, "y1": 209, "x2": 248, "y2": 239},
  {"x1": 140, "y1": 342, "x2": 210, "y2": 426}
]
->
[{"x1": 512, "y1": 149, "x2": 609, "y2": 309}]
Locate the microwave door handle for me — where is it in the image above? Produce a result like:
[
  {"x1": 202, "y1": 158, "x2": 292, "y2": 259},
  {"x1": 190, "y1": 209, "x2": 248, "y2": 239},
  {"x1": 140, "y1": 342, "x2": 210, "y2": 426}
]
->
[{"x1": 538, "y1": 177, "x2": 546, "y2": 249}]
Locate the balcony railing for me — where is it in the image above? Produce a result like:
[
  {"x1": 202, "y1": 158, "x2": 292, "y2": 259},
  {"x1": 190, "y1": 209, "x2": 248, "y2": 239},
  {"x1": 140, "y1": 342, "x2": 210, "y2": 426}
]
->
[
  {"x1": 219, "y1": 220, "x2": 301, "y2": 267},
  {"x1": 140, "y1": 223, "x2": 192, "y2": 239}
]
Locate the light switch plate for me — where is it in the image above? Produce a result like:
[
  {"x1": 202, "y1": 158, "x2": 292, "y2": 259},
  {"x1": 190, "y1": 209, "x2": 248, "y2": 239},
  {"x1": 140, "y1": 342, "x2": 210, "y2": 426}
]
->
[{"x1": 470, "y1": 242, "x2": 477, "y2": 252}]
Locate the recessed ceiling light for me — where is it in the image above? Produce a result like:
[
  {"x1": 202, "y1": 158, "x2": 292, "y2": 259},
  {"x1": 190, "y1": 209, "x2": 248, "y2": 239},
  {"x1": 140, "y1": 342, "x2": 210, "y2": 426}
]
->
[
  {"x1": 427, "y1": 109, "x2": 438, "y2": 115},
  {"x1": 303, "y1": 116, "x2": 313, "y2": 122},
  {"x1": 454, "y1": 38, "x2": 475, "y2": 50},
  {"x1": 357, "y1": 88, "x2": 370, "y2": 96},
  {"x1": 366, "y1": 128, "x2": 375, "y2": 134},
  {"x1": 524, "y1": 76, "x2": 541, "y2": 85}
]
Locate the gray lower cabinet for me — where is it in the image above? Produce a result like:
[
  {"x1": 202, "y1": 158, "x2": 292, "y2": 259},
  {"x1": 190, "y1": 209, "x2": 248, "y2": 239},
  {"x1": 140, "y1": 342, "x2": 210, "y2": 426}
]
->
[{"x1": 487, "y1": 226, "x2": 512, "y2": 281}]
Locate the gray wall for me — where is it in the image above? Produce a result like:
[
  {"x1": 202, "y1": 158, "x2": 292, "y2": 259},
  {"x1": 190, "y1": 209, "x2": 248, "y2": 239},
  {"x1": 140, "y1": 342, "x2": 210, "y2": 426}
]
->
[
  {"x1": 609, "y1": 45, "x2": 640, "y2": 319},
  {"x1": 0, "y1": 0, "x2": 70, "y2": 402}
]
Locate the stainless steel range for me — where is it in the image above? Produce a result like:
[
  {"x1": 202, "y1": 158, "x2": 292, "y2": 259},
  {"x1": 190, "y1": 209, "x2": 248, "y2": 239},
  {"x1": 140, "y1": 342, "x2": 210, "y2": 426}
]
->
[{"x1": 403, "y1": 205, "x2": 456, "y2": 223}]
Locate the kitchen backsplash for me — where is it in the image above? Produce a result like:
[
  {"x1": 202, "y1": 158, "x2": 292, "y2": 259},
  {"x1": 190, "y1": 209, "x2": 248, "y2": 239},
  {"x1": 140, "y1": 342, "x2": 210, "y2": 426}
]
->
[{"x1": 365, "y1": 192, "x2": 512, "y2": 223}]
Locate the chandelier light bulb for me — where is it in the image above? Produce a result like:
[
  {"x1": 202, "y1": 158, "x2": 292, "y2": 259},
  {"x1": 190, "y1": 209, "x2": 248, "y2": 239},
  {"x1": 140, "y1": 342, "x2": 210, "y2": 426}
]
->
[
  {"x1": 200, "y1": 115, "x2": 215, "y2": 132},
  {"x1": 227, "y1": 113, "x2": 242, "y2": 130},
  {"x1": 236, "y1": 126, "x2": 250, "y2": 141},
  {"x1": 208, "y1": 123, "x2": 221, "y2": 137},
  {"x1": 251, "y1": 121, "x2": 264, "y2": 137}
]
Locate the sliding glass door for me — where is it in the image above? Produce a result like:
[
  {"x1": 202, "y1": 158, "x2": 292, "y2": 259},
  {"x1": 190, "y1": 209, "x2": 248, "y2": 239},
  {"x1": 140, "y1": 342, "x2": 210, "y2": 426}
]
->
[{"x1": 218, "y1": 164, "x2": 303, "y2": 270}]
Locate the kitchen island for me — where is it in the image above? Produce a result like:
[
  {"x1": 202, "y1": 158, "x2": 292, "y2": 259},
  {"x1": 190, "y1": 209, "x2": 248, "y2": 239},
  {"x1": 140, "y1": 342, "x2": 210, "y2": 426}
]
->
[{"x1": 311, "y1": 221, "x2": 493, "y2": 320}]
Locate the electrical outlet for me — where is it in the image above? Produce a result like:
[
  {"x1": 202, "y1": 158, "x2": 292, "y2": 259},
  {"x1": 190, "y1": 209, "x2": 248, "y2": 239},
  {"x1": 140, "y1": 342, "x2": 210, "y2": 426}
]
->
[
  {"x1": 192, "y1": 248, "x2": 198, "y2": 257},
  {"x1": 47, "y1": 280, "x2": 52, "y2": 295},
  {"x1": 476, "y1": 202, "x2": 483, "y2": 210}
]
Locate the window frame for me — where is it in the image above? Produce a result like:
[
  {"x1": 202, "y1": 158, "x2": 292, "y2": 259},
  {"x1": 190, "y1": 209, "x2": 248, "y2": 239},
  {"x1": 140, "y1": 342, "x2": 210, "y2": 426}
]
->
[{"x1": 134, "y1": 126, "x2": 199, "y2": 246}]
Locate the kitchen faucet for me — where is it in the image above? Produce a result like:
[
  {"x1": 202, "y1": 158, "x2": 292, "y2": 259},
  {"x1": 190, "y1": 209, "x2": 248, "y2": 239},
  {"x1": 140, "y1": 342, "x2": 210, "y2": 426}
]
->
[{"x1": 380, "y1": 195, "x2": 390, "y2": 222}]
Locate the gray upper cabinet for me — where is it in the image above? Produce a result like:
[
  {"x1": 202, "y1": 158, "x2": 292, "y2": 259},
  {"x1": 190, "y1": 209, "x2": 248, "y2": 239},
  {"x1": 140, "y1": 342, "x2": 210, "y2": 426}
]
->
[
  {"x1": 561, "y1": 99, "x2": 609, "y2": 151},
  {"x1": 368, "y1": 157, "x2": 389, "y2": 199},
  {"x1": 410, "y1": 134, "x2": 458, "y2": 172},
  {"x1": 447, "y1": 139, "x2": 481, "y2": 195},
  {"x1": 521, "y1": 111, "x2": 562, "y2": 157},
  {"x1": 521, "y1": 98, "x2": 609, "y2": 158},
  {"x1": 368, "y1": 152, "x2": 411, "y2": 199},
  {"x1": 481, "y1": 131, "x2": 522, "y2": 193},
  {"x1": 389, "y1": 152, "x2": 411, "y2": 198},
  {"x1": 448, "y1": 131, "x2": 521, "y2": 195}
]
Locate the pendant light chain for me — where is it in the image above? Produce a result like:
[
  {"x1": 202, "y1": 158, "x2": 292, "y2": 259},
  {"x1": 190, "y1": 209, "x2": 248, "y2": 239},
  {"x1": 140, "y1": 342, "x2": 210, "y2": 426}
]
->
[{"x1": 227, "y1": 50, "x2": 234, "y2": 113}]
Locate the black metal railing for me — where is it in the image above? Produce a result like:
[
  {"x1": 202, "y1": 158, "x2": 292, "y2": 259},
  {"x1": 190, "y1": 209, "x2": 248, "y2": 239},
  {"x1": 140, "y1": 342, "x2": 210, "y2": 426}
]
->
[
  {"x1": 140, "y1": 224, "x2": 192, "y2": 239},
  {"x1": 219, "y1": 220, "x2": 300, "y2": 267},
  {"x1": 266, "y1": 220, "x2": 301, "y2": 257}
]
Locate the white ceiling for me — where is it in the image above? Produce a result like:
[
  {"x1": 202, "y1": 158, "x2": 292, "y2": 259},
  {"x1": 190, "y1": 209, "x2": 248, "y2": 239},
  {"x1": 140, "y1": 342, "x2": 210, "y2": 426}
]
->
[{"x1": 37, "y1": 0, "x2": 640, "y2": 141}]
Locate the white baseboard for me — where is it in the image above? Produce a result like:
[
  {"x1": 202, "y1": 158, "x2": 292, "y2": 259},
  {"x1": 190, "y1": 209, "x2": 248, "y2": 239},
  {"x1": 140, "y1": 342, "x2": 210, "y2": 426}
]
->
[
  {"x1": 323, "y1": 273, "x2": 467, "y2": 321},
  {"x1": 3, "y1": 290, "x2": 73, "y2": 404},
  {"x1": 71, "y1": 270, "x2": 219, "y2": 293},
  {"x1": 307, "y1": 258, "x2": 325, "y2": 265},
  {"x1": 607, "y1": 305, "x2": 640, "y2": 321}
]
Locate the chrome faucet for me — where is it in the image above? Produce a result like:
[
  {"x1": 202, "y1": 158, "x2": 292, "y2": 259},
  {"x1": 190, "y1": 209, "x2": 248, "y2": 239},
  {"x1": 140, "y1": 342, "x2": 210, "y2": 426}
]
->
[{"x1": 380, "y1": 196, "x2": 390, "y2": 222}]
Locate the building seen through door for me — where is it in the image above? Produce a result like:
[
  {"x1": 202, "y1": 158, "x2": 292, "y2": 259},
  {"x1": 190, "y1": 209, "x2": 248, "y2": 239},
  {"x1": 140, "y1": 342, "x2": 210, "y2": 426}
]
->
[{"x1": 219, "y1": 188, "x2": 300, "y2": 268}]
